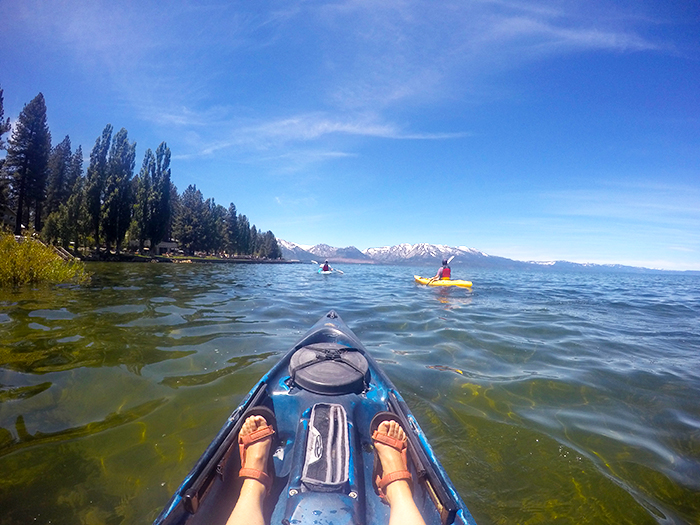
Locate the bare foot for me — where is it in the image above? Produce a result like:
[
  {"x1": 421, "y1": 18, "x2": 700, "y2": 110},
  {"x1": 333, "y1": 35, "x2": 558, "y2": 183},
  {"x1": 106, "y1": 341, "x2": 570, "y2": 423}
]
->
[
  {"x1": 239, "y1": 415, "x2": 273, "y2": 475},
  {"x1": 374, "y1": 420, "x2": 408, "y2": 473}
]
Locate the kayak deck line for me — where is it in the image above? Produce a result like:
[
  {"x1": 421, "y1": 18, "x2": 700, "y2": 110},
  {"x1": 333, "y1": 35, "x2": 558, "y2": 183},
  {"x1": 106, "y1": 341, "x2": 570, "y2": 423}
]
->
[{"x1": 154, "y1": 310, "x2": 478, "y2": 525}]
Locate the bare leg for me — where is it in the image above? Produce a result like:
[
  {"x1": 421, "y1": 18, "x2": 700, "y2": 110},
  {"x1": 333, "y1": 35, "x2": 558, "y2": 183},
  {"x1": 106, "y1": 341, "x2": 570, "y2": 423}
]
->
[
  {"x1": 225, "y1": 415, "x2": 273, "y2": 525},
  {"x1": 374, "y1": 420, "x2": 427, "y2": 525}
]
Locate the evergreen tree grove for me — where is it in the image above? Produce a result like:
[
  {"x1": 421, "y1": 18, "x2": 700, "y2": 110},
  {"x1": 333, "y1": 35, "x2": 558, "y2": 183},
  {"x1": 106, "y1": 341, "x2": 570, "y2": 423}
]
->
[{"x1": 0, "y1": 91, "x2": 281, "y2": 259}]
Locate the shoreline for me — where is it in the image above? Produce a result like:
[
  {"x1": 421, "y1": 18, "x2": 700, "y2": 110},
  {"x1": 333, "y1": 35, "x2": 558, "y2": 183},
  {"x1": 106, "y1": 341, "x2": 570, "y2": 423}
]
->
[{"x1": 81, "y1": 253, "x2": 298, "y2": 264}]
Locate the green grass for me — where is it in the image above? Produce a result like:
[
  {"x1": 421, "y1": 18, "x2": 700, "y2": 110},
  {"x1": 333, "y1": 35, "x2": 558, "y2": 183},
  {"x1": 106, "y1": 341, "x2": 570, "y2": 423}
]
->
[{"x1": 0, "y1": 232, "x2": 89, "y2": 287}]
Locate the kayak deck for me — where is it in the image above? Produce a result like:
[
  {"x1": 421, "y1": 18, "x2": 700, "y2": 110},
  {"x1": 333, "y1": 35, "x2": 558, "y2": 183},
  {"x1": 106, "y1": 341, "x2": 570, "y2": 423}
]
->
[
  {"x1": 414, "y1": 275, "x2": 473, "y2": 288},
  {"x1": 154, "y1": 311, "x2": 477, "y2": 525}
]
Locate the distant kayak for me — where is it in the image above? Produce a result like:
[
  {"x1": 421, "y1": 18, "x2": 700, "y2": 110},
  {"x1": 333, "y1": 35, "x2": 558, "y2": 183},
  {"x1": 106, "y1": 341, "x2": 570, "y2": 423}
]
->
[
  {"x1": 318, "y1": 268, "x2": 333, "y2": 274},
  {"x1": 414, "y1": 275, "x2": 473, "y2": 288}
]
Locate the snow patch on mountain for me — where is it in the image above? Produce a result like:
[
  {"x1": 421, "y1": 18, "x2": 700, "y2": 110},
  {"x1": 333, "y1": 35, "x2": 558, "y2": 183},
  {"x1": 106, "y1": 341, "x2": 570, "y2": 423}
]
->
[
  {"x1": 309, "y1": 244, "x2": 372, "y2": 261},
  {"x1": 363, "y1": 243, "x2": 487, "y2": 263},
  {"x1": 278, "y1": 239, "x2": 300, "y2": 250}
]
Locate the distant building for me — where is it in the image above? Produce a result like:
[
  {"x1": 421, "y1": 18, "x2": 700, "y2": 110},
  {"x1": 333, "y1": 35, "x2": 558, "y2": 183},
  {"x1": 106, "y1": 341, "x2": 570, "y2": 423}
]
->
[
  {"x1": 1, "y1": 206, "x2": 18, "y2": 231},
  {"x1": 153, "y1": 241, "x2": 179, "y2": 255},
  {"x1": 127, "y1": 238, "x2": 180, "y2": 255}
]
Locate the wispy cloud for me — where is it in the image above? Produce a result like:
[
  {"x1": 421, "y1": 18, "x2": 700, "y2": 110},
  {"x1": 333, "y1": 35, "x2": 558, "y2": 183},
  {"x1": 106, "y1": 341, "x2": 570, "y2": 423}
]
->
[
  {"x1": 543, "y1": 181, "x2": 700, "y2": 226},
  {"x1": 171, "y1": 111, "x2": 469, "y2": 163},
  {"x1": 310, "y1": 0, "x2": 665, "y2": 108},
  {"x1": 481, "y1": 16, "x2": 661, "y2": 54},
  {"x1": 2, "y1": 0, "x2": 672, "y2": 163}
]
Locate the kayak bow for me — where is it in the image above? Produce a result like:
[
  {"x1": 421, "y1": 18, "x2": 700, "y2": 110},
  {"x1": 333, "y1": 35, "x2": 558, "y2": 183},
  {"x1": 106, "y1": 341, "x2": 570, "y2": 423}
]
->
[{"x1": 154, "y1": 311, "x2": 477, "y2": 525}]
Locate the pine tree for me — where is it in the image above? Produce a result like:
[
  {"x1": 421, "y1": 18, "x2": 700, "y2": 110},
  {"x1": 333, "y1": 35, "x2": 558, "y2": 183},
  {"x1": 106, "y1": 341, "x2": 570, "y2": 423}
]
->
[
  {"x1": 225, "y1": 203, "x2": 239, "y2": 254},
  {"x1": 149, "y1": 142, "x2": 171, "y2": 250},
  {"x1": 237, "y1": 214, "x2": 251, "y2": 255},
  {"x1": 65, "y1": 174, "x2": 88, "y2": 250},
  {"x1": 250, "y1": 225, "x2": 259, "y2": 256},
  {"x1": 202, "y1": 200, "x2": 225, "y2": 254},
  {"x1": 134, "y1": 148, "x2": 154, "y2": 252},
  {"x1": 261, "y1": 231, "x2": 282, "y2": 259},
  {"x1": 102, "y1": 128, "x2": 136, "y2": 253},
  {"x1": 167, "y1": 181, "x2": 178, "y2": 243},
  {"x1": 68, "y1": 146, "x2": 83, "y2": 201},
  {"x1": 173, "y1": 184, "x2": 206, "y2": 255},
  {"x1": 0, "y1": 87, "x2": 11, "y2": 171},
  {"x1": 63, "y1": 147, "x2": 85, "y2": 250},
  {"x1": 0, "y1": 87, "x2": 11, "y2": 212},
  {"x1": 132, "y1": 142, "x2": 172, "y2": 255},
  {"x1": 84, "y1": 124, "x2": 112, "y2": 251},
  {"x1": 45, "y1": 135, "x2": 73, "y2": 218},
  {"x1": 4, "y1": 93, "x2": 51, "y2": 233}
]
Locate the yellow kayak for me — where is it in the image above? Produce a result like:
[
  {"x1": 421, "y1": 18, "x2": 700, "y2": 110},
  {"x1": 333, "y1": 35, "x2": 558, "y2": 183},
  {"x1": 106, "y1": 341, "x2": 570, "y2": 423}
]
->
[{"x1": 414, "y1": 275, "x2": 473, "y2": 288}]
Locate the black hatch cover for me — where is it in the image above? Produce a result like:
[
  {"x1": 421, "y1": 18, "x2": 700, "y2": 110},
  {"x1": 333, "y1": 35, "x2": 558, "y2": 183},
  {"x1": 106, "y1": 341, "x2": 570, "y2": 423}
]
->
[{"x1": 289, "y1": 343, "x2": 370, "y2": 395}]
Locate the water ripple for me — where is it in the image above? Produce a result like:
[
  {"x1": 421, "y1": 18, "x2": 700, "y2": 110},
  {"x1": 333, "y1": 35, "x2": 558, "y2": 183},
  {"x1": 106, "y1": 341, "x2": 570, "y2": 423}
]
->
[{"x1": 0, "y1": 263, "x2": 698, "y2": 524}]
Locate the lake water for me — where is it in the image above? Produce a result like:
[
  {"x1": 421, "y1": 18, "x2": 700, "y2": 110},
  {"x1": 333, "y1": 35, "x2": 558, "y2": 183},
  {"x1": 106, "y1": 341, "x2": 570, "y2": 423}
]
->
[{"x1": 0, "y1": 263, "x2": 699, "y2": 524}]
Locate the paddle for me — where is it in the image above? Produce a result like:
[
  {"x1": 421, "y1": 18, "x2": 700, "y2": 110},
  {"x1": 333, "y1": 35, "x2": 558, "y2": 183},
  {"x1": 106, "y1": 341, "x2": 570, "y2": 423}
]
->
[{"x1": 428, "y1": 256, "x2": 455, "y2": 284}]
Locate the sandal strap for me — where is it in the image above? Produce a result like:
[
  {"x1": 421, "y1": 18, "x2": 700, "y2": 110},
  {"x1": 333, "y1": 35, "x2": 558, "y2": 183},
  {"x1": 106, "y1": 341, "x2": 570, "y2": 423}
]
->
[
  {"x1": 239, "y1": 468, "x2": 272, "y2": 492},
  {"x1": 239, "y1": 425, "x2": 275, "y2": 446},
  {"x1": 378, "y1": 470, "x2": 412, "y2": 491},
  {"x1": 372, "y1": 430, "x2": 407, "y2": 451}
]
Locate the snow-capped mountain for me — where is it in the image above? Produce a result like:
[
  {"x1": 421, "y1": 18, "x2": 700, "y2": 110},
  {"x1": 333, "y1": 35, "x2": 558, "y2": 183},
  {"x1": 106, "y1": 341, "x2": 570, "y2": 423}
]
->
[
  {"x1": 363, "y1": 243, "x2": 486, "y2": 263},
  {"x1": 309, "y1": 244, "x2": 372, "y2": 262},
  {"x1": 277, "y1": 239, "x2": 317, "y2": 262},
  {"x1": 278, "y1": 240, "x2": 497, "y2": 266},
  {"x1": 277, "y1": 241, "x2": 372, "y2": 263},
  {"x1": 277, "y1": 239, "x2": 314, "y2": 262},
  {"x1": 276, "y1": 240, "x2": 676, "y2": 273}
]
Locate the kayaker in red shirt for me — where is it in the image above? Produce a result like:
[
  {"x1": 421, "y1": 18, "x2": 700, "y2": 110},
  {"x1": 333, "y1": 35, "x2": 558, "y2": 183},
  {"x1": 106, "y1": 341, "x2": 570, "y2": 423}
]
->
[
  {"x1": 322, "y1": 260, "x2": 332, "y2": 272},
  {"x1": 433, "y1": 259, "x2": 451, "y2": 280}
]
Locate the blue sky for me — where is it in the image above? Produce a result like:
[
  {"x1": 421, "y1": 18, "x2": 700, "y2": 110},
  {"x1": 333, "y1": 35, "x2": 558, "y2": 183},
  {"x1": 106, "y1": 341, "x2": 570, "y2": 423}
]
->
[{"x1": 1, "y1": 0, "x2": 698, "y2": 270}]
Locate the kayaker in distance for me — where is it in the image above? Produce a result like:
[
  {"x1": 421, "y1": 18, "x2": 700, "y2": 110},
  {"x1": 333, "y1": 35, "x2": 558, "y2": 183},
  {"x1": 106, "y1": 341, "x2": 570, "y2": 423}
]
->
[
  {"x1": 321, "y1": 260, "x2": 332, "y2": 272},
  {"x1": 432, "y1": 258, "x2": 451, "y2": 280},
  {"x1": 226, "y1": 414, "x2": 427, "y2": 525}
]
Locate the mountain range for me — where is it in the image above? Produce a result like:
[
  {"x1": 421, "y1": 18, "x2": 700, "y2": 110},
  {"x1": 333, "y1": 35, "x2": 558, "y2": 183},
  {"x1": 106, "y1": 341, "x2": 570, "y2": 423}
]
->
[{"x1": 277, "y1": 240, "x2": 685, "y2": 274}]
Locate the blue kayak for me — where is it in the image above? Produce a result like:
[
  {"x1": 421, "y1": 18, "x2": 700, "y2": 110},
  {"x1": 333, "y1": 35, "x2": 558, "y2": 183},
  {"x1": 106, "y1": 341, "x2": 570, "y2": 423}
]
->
[{"x1": 154, "y1": 311, "x2": 477, "y2": 525}]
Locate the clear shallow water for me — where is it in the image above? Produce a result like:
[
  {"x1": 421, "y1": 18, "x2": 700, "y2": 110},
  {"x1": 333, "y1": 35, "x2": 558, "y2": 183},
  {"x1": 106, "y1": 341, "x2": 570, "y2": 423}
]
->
[{"x1": 0, "y1": 263, "x2": 699, "y2": 525}]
